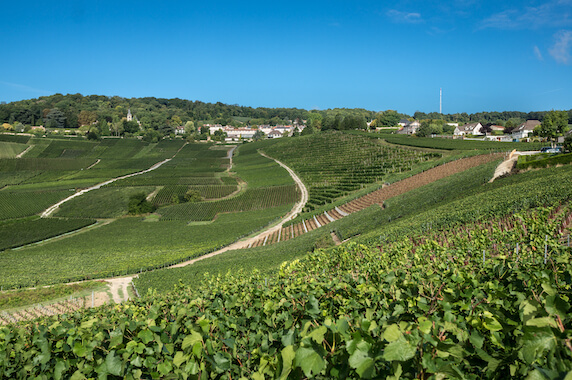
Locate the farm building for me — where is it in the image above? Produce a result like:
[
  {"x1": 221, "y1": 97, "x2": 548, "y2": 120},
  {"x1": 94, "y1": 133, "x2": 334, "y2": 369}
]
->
[
  {"x1": 454, "y1": 122, "x2": 484, "y2": 136},
  {"x1": 512, "y1": 120, "x2": 541, "y2": 140}
]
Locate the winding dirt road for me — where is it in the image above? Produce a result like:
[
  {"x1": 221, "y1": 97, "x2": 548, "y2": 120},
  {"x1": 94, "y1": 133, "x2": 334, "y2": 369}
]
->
[
  {"x1": 170, "y1": 151, "x2": 308, "y2": 268},
  {"x1": 40, "y1": 158, "x2": 173, "y2": 218}
]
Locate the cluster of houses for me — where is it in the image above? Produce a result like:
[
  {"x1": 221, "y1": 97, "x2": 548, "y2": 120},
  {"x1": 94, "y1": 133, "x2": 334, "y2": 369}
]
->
[
  {"x1": 178, "y1": 124, "x2": 303, "y2": 141},
  {"x1": 452, "y1": 120, "x2": 542, "y2": 141},
  {"x1": 396, "y1": 119, "x2": 546, "y2": 142}
]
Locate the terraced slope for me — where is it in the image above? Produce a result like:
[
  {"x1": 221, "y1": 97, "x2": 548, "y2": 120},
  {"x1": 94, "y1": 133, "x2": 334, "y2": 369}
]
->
[{"x1": 247, "y1": 153, "x2": 502, "y2": 247}]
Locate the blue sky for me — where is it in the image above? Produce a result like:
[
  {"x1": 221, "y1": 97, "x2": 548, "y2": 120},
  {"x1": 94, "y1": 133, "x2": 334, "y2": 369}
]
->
[{"x1": 1, "y1": 0, "x2": 571, "y2": 115}]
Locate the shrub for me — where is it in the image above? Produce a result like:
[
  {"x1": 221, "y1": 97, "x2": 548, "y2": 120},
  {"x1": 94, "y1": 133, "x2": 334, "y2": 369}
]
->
[
  {"x1": 184, "y1": 189, "x2": 202, "y2": 202},
  {"x1": 128, "y1": 192, "x2": 156, "y2": 214}
]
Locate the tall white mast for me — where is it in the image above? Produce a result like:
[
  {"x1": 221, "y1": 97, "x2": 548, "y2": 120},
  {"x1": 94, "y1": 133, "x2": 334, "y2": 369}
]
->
[{"x1": 439, "y1": 88, "x2": 442, "y2": 115}]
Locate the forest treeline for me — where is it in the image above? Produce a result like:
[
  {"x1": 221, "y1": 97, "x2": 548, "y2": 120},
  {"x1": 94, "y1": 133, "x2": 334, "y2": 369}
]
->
[{"x1": 1, "y1": 93, "x2": 570, "y2": 133}]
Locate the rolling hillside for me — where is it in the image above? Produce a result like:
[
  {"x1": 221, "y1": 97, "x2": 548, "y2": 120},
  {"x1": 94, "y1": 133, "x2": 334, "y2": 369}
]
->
[{"x1": 1, "y1": 132, "x2": 571, "y2": 379}]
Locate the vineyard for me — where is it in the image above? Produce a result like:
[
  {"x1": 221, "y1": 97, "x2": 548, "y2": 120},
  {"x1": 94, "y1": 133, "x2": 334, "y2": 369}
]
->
[
  {"x1": 135, "y1": 156, "x2": 572, "y2": 297},
  {"x1": 0, "y1": 142, "x2": 28, "y2": 158},
  {"x1": 366, "y1": 130, "x2": 547, "y2": 151},
  {"x1": 0, "y1": 134, "x2": 30, "y2": 144},
  {"x1": 0, "y1": 206, "x2": 295, "y2": 290},
  {"x1": 0, "y1": 137, "x2": 299, "y2": 289},
  {"x1": 261, "y1": 131, "x2": 441, "y2": 211},
  {"x1": 0, "y1": 217, "x2": 96, "y2": 251},
  {"x1": 1, "y1": 198, "x2": 570, "y2": 378},
  {"x1": 152, "y1": 185, "x2": 238, "y2": 206},
  {"x1": 54, "y1": 186, "x2": 156, "y2": 219},
  {"x1": 0, "y1": 297, "x2": 86, "y2": 325},
  {"x1": 1, "y1": 130, "x2": 572, "y2": 378},
  {"x1": 158, "y1": 185, "x2": 299, "y2": 221},
  {"x1": 0, "y1": 189, "x2": 72, "y2": 220},
  {"x1": 254, "y1": 153, "x2": 503, "y2": 245}
]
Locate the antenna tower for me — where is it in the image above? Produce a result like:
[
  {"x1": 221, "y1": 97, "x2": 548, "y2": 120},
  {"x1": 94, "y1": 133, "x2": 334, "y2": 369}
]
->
[{"x1": 439, "y1": 88, "x2": 442, "y2": 115}]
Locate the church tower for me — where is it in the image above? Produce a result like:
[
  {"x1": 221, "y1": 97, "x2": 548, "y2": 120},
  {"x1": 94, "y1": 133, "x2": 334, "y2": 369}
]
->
[{"x1": 127, "y1": 108, "x2": 133, "y2": 122}]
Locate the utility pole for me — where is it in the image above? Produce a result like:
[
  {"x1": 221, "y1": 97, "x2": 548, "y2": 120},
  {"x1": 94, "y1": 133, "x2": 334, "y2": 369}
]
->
[{"x1": 439, "y1": 88, "x2": 442, "y2": 115}]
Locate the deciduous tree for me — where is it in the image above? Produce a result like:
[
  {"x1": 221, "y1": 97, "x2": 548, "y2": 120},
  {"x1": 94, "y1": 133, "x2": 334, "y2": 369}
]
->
[
  {"x1": 77, "y1": 110, "x2": 98, "y2": 126},
  {"x1": 44, "y1": 108, "x2": 66, "y2": 128},
  {"x1": 539, "y1": 110, "x2": 569, "y2": 142}
]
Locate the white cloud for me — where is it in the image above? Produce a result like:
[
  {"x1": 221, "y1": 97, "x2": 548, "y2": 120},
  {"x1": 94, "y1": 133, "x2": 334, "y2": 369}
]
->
[
  {"x1": 386, "y1": 9, "x2": 424, "y2": 24},
  {"x1": 534, "y1": 45, "x2": 544, "y2": 60},
  {"x1": 549, "y1": 30, "x2": 572, "y2": 64},
  {"x1": 480, "y1": 1, "x2": 572, "y2": 30}
]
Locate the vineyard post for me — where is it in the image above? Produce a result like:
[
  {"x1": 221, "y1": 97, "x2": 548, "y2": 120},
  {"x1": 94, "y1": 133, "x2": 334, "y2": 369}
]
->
[
  {"x1": 544, "y1": 235, "x2": 548, "y2": 265},
  {"x1": 92, "y1": 290, "x2": 94, "y2": 308}
]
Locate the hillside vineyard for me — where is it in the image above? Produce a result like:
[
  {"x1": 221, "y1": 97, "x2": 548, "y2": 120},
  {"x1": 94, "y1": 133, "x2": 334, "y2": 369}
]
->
[{"x1": 1, "y1": 130, "x2": 571, "y2": 378}]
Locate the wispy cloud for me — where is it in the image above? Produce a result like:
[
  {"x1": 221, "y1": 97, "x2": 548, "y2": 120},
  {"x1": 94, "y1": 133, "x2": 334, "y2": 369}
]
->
[
  {"x1": 386, "y1": 9, "x2": 424, "y2": 24},
  {"x1": 534, "y1": 45, "x2": 544, "y2": 60},
  {"x1": 549, "y1": 30, "x2": 572, "y2": 64},
  {"x1": 538, "y1": 88, "x2": 563, "y2": 95},
  {"x1": 0, "y1": 81, "x2": 52, "y2": 95},
  {"x1": 480, "y1": 1, "x2": 572, "y2": 30}
]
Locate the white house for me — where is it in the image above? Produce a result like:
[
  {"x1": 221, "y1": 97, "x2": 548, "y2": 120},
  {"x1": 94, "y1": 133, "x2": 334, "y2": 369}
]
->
[
  {"x1": 275, "y1": 125, "x2": 293, "y2": 136},
  {"x1": 397, "y1": 120, "x2": 420, "y2": 135},
  {"x1": 267, "y1": 130, "x2": 283, "y2": 139},
  {"x1": 208, "y1": 124, "x2": 224, "y2": 135},
  {"x1": 398, "y1": 119, "x2": 410, "y2": 127},
  {"x1": 225, "y1": 127, "x2": 256, "y2": 140},
  {"x1": 512, "y1": 120, "x2": 541, "y2": 140},
  {"x1": 454, "y1": 122, "x2": 484, "y2": 136}
]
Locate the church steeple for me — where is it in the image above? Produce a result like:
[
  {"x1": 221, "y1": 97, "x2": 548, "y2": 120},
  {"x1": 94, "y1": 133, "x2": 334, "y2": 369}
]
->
[{"x1": 127, "y1": 108, "x2": 133, "y2": 121}]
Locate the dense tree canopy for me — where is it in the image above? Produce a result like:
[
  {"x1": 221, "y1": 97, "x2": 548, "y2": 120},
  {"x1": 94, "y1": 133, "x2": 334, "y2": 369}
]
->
[
  {"x1": 1, "y1": 93, "x2": 570, "y2": 141},
  {"x1": 373, "y1": 110, "x2": 402, "y2": 127}
]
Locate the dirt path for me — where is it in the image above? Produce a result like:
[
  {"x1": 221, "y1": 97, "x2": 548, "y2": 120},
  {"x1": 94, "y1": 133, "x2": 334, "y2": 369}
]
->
[
  {"x1": 16, "y1": 145, "x2": 34, "y2": 158},
  {"x1": 105, "y1": 276, "x2": 133, "y2": 303},
  {"x1": 86, "y1": 159, "x2": 101, "y2": 169},
  {"x1": 259, "y1": 151, "x2": 308, "y2": 221},
  {"x1": 489, "y1": 150, "x2": 539, "y2": 183},
  {"x1": 331, "y1": 232, "x2": 342, "y2": 245},
  {"x1": 41, "y1": 157, "x2": 173, "y2": 218}
]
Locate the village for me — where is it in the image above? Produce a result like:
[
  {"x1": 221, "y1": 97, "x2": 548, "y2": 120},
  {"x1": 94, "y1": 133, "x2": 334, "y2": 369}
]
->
[{"x1": 189, "y1": 118, "x2": 570, "y2": 144}]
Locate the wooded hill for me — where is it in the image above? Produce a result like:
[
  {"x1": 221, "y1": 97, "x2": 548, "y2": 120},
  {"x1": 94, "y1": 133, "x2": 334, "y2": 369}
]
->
[{"x1": 2, "y1": 94, "x2": 570, "y2": 133}]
